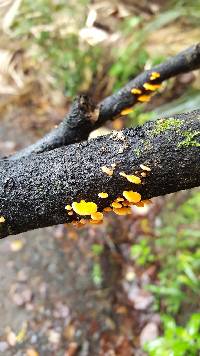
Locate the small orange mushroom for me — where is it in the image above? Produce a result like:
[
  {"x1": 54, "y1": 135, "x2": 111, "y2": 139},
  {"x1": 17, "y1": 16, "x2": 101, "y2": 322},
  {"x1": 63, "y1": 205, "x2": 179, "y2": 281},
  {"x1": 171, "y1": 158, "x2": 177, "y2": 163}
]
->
[
  {"x1": 98, "y1": 192, "x2": 108, "y2": 198},
  {"x1": 111, "y1": 202, "x2": 122, "y2": 209},
  {"x1": 104, "y1": 207, "x2": 112, "y2": 212},
  {"x1": 0, "y1": 216, "x2": 5, "y2": 223},
  {"x1": 143, "y1": 82, "x2": 161, "y2": 91},
  {"x1": 123, "y1": 191, "x2": 141, "y2": 203},
  {"x1": 120, "y1": 108, "x2": 133, "y2": 115},
  {"x1": 150, "y1": 71, "x2": 160, "y2": 80},
  {"x1": 91, "y1": 212, "x2": 104, "y2": 221},
  {"x1": 101, "y1": 166, "x2": 114, "y2": 176},
  {"x1": 131, "y1": 88, "x2": 142, "y2": 95},
  {"x1": 120, "y1": 172, "x2": 141, "y2": 184},
  {"x1": 140, "y1": 164, "x2": 151, "y2": 171},
  {"x1": 65, "y1": 205, "x2": 72, "y2": 210},
  {"x1": 80, "y1": 219, "x2": 87, "y2": 225},
  {"x1": 137, "y1": 95, "x2": 151, "y2": 102},
  {"x1": 116, "y1": 197, "x2": 124, "y2": 202},
  {"x1": 72, "y1": 200, "x2": 97, "y2": 215},
  {"x1": 113, "y1": 207, "x2": 132, "y2": 215}
]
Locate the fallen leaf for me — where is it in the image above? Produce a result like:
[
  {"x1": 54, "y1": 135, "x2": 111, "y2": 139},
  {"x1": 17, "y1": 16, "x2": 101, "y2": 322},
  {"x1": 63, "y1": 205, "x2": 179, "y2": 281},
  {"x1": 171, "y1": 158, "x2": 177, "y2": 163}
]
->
[
  {"x1": 10, "y1": 239, "x2": 24, "y2": 252},
  {"x1": 65, "y1": 342, "x2": 78, "y2": 356},
  {"x1": 26, "y1": 348, "x2": 39, "y2": 356},
  {"x1": 7, "y1": 330, "x2": 16, "y2": 346},
  {"x1": 16, "y1": 321, "x2": 27, "y2": 343},
  {"x1": 48, "y1": 330, "x2": 61, "y2": 344}
]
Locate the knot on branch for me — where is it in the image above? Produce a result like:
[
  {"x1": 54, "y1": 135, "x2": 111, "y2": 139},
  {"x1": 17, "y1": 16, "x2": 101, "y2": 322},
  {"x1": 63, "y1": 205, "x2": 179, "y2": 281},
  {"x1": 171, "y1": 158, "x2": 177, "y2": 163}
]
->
[{"x1": 67, "y1": 95, "x2": 99, "y2": 130}]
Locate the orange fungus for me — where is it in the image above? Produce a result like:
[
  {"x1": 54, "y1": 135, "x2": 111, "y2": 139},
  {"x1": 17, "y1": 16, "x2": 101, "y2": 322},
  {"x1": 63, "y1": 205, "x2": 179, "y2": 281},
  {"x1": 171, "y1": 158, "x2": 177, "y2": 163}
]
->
[
  {"x1": 91, "y1": 212, "x2": 103, "y2": 221},
  {"x1": 72, "y1": 200, "x2": 97, "y2": 215},
  {"x1": 123, "y1": 191, "x2": 141, "y2": 203},
  {"x1": 120, "y1": 172, "x2": 141, "y2": 184},
  {"x1": 113, "y1": 207, "x2": 132, "y2": 215},
  {"x1": 143, "y1": 82, "x2": 161, "y2": 91},
  {"x1": 98, "y1": 192, "x2": 108, "y2": 198},
  {"x1": 131, "y1": 88, "x2": 142, "y2": 94},
  {"x1": 150, "y1": 71, "x2": 160, "y2": 80},
  {"x1": 120, "y1": 108, "x2": 133, "y2": 115}
]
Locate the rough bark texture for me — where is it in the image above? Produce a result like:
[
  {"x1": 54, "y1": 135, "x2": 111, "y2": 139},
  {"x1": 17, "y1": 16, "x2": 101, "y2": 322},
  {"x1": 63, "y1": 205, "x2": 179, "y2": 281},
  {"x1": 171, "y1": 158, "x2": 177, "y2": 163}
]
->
[
  {"x1": 98, "y1": 43, "x2": 200, "y2": 124},
  {"x1": 11, "y1": 95, "x2": 99, "y2": 160},
  {"x1": 10, "y1": 43, "x2": 200, "y2": 159},
  {"x1": 0, "y1": 110, "x2": 199, "y2": 238}
]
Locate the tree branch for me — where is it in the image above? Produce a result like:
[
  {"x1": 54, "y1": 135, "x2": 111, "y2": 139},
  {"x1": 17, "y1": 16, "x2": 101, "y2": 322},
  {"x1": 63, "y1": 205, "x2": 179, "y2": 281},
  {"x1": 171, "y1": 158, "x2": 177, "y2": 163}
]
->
[
  {"x1": 11, "y1": 95, "x2": 99, "y2": 160},
  {"x1": 10, "y1": 43, "x2": 200, "y2": 160},
  {"x1": 0, "y1": 110, "x2": 199, "y2": 238},
  {"x1": 98, "y1": 43, "x2": 200, "y2": 124}
]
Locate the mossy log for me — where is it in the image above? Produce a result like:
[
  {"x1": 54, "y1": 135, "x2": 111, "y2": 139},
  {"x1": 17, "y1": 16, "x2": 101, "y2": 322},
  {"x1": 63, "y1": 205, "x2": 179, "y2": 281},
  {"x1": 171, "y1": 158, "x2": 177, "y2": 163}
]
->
[{"x1": 0, "y1": 110, "x2": 199, "y2": 238}]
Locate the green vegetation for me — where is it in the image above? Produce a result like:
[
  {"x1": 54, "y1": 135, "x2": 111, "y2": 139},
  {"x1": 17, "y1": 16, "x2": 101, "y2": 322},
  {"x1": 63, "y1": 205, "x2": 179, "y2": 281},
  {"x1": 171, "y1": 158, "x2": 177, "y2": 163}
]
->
[
  {"x1": 130, "y1": 238, "x2": 155, "y2": 266},
  {"x1": 92, "y1": 262, "x2": 103, "y2": 287},
  {"x1": 91, "y1": 243, "x2": 104, "y2": 287},
  {"x1": 149, "y1": 192, "x2": 200, "y2": 314},
  {"x1": 12, "y1": 0, "x2": 100, "y2": 96},
  {"x1": 152, "y1": 118, "x2": 181, "y2": 136},
  {"x1": 144, "y1": 313, "x2": 200, "y2": 356},
  {"x1": 129, "y1": 192, "x2": 200, "y2": 354},
  {"x1": 178, "y1": 130, "x2": 200, "y2": 148}
]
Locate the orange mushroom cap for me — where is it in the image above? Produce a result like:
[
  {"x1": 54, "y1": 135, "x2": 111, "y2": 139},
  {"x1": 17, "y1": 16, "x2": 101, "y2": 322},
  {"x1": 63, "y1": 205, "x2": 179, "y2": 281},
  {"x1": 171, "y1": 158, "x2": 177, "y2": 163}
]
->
[{"x1": 72, "y1": 200, "x2": 97, "y2": 215}]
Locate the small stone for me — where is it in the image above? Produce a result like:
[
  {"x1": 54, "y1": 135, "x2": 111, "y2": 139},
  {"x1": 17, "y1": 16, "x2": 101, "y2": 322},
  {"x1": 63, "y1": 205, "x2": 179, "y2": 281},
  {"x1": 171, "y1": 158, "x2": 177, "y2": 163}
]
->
[
  {"x1": 12, "y1": 288, "x2": 32, "y2": 306},
  {"x1": 53, "y1": 302, "x2": 70, "y2": 319},
  {"x1": 125, "y1": 268, "x2": 135, "y2": 282},
  {"x1": 139, "y1": 322, "x2": 159, "y2": 346},
  {"x1": 63, "y1": 324, "x2": 75, "y2": 341},
  {"x1": 128, "y1": 286, "x2": 154, "y2": 310},
  {"x1": 7, "y1": 331, "x2": 16, "y2": 346},
  {"x1": 48, "y1": 330, "x2": 61, "y2": 344},
  {"x1": 30, "y1": 334, "x2": 38, "y2": 344},
  {"x1": 0, "y1": 341, "x2": 8, "y2": 352},
  {"x1": 65, "y1": 342, "x2": 78, "y2": 356},
  {"x1": 17, "y1": 269, "x2": 29, "y2": 282}
]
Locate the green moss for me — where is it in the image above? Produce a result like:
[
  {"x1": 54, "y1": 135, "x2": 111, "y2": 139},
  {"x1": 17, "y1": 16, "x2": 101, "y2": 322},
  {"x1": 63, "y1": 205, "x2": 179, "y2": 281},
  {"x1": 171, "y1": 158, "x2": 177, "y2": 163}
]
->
[
  {"x1": 134, "y1": 147, "x2": 141, "y2": 157},
  {"x1": 178, "y1": 130, "x2": 200, "y2": 148},
  {"x1": 143, "y1": 139, "x2": 152, "y2": 150},
  {"x1": 153, "y1": 118, "x2": 182, "y2": 136}
]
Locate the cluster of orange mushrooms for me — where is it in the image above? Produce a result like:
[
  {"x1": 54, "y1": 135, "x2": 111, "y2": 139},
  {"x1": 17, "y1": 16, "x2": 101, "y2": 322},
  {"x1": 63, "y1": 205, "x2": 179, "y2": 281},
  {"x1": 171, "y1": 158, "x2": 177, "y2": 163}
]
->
[
  {"x1": 121, "y1": 71, "x2": 161, "y2": 115},
  {"x1": 65, "y1": 164, "x2": 151, "y2": 227}
]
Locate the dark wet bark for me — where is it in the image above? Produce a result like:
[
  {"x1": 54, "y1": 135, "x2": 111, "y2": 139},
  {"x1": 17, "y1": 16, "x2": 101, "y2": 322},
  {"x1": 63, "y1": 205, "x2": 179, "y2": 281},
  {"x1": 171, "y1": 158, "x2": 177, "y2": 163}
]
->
[
  {"x1": 0, "y1": 110, "x2": 199, "y2": 238},
  {"x1": 98, "y1": 43, "x2": 200, "y2": 124},
  {"x1": 11, "y1": 95, "x2": 99, "y2": 160},
  {"x1": 10, "y1": 43, "x2": 200, "y2": 160}
]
